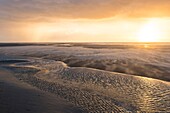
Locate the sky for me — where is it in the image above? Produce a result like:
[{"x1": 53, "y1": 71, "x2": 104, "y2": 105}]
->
[{"x1": 0, "y1": 0, "x2": 170, "y2": 42}]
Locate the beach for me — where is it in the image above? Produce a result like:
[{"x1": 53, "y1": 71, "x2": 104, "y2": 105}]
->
[
  {"x1": 0, "y1": 68, "x2": 82, "y2": 113},
  {"x1": 0, "y1": 43, "x2": 170, "y2": 112}
]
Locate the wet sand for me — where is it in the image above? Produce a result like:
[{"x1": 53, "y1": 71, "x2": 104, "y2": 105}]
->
[
  {"x1": 1, "y1": 58, "x2": 169, "y2": 112},
  {"x1": 0, "y1": 68, "x2": 83, "y2": 113},
  {"x1": 0, "y1": 44, "x2": 170, "y2": 81},
  {"x1": 0, "y1": 43, "x2": 170, "y2": 112}
]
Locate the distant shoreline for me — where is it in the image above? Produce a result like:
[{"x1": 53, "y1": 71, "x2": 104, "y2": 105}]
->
[{"x1": 0, "y1": 42, "x2": 170, "y2": 47}]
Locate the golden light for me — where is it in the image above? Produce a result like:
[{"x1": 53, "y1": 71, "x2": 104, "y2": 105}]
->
[
  {"x1": 144, "y1": 44, "x2": 149, "y2": 48},
  {"x1": 137, "y1": 19, "x2": 163, "y2": 42},
  {"x1": 23, "y1": 18, "x2": 170, "y2": 42}
]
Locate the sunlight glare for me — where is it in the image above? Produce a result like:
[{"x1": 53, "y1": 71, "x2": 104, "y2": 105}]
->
[{"x1": 137, "y1": 19, "x2": 163, "y2": 42}]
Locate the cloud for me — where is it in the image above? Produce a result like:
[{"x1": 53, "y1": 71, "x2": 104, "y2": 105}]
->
[
  {"x1": 0, "y1": 0, "x2": 170, "y2": 42},
  {"x1": 0, "y1": 0, "x2": 170, "y2": 23}
]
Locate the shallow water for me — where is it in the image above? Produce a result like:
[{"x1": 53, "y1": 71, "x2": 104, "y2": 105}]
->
[
  {"x1": 0, "y1": 43, "x2": 170, "y2": 112},
  {"x1": 0, "y1": 43, "x2": 170, "y2": 81},
  {"x1": 0, "y1": 57, "x2": 170, "y2": 112}
]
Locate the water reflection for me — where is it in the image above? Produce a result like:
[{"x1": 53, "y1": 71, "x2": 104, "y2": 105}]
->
[{"x1": 144, "y1": 44, "x2": 149, "y2": 48}]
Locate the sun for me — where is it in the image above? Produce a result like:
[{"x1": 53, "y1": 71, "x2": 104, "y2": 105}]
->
[{"x1": 137, "y1": 19, "x2": 163, "y2": 42}]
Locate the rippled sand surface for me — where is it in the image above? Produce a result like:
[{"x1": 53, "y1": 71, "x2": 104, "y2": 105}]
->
[
  {"x1": 0, "y1": 43, "x2": 170, "y2": 112},
  {"x1": 0, "y1": 43, "x2": 170, "y2": 81},
  {"x1": 0, "y1": 58, "x2": 169, "y2": 112}
]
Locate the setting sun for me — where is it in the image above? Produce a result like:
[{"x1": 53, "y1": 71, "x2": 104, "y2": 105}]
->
[{"x1": 137, "y1": 19, "x2": 163, "y2": 42}]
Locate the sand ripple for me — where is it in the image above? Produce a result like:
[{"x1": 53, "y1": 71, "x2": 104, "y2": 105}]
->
[{"x1": 3, "y1": 59, "x2": 170, "y2": 113}]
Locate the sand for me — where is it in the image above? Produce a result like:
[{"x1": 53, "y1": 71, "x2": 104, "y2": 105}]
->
[
  {"x1": 0, "y1": 44, "x2": 170, "y2": 81},
  {"x1": 0, "y1": 58, "x2": 169, "y2": 112},
  {"x1": 0, "y1": 68, "x2": 83, "y2": 113},
  {"x1": 0, "y1": 43, "x2": 170, "y2": 112}
]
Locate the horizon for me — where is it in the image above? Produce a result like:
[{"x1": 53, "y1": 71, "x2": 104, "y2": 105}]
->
[
  {"x1": 0, "y1": 1, "x2": 170, "y2": 112},
  {"x1": 0, "y1": 41, "x2": 170, "y2": 43}
]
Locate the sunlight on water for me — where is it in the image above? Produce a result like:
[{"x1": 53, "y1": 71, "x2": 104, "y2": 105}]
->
[{"x1": 144, "y1": 44, "x2": 149, "y2": 48}]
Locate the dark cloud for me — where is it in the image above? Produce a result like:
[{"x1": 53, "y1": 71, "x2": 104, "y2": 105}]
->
[{"x1": 0, "y1": 0, "x2": 169, "y2": 22}]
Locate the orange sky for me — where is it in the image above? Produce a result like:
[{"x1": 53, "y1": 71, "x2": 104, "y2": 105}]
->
[{"x1": 0, "y1": 0, "x2": 170, "y2": 42}]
